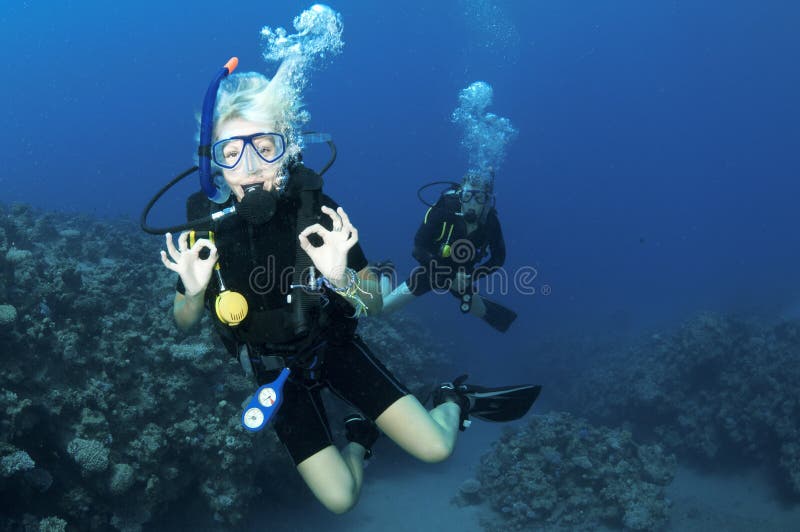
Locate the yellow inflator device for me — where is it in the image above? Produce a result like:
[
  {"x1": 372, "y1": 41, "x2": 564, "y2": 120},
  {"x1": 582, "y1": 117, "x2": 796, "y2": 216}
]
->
[
  {"x1": 215, "y1": 289, "x2": 248, "y2": 326},
  {"x1": 189, "y1": 231, "x2": 248, "y2": 327},
  {"x1": 439, "y1": 224, "x2": 454, "y2": 258}
]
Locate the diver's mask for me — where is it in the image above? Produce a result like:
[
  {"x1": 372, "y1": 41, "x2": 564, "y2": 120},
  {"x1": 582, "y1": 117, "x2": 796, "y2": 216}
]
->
[
  {"x1": 459, "y1": 188, "x2": 492, "y2": 224},
  {"x1": 212, "y1": 132, "x2": 287, "y2": 170}
]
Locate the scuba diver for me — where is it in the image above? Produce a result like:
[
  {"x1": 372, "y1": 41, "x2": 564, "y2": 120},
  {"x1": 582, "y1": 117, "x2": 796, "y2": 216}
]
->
[
  {"x1": 142, "y1": 6, "x2": 539, "y2": 515},
  {"x1": 380, "y1": 80, "x2": 519, "y2": 332},
  {"x1": 381, "y1": 171, "x2": 516, "y2": 332}
]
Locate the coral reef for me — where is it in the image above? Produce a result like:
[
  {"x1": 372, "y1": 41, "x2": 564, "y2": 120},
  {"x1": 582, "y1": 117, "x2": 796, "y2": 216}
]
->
[
  {"x1": 470, "y1": 412, "x2": 675, "y2": 531},
  {"x1": 563, "y1": 313, "x2": 800, "y2": 497},
  {"x1": 1, "y1": 449, "x2": 35, "y2": 477},
  {"x1": 0, "y1": 303, "x2": 17, "y2": 325},
  {"x1": 357, "y1": 313, "x2": 450, "y2": 396},
  {"x1": 0, "y1": 202, "x2": 449, "y2": 530},
  {"x1": 67, "y1": 438, "x2": 110, "y2": 476}
]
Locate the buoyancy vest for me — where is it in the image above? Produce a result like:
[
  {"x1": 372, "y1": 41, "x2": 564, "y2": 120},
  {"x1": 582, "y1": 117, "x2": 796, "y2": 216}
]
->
[{"x1": 184, "y1": 164, "x2": 356, "y2": 357}]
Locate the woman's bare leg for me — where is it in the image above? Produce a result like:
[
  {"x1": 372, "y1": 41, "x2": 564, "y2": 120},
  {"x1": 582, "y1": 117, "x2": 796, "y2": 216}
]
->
[
  {"x1": 381, "y1": 281, "x2": 415, "y2": 314},
  {"x1": 295, "y1": 443, "x2": 367, "y2": 514},
  {"x1": 296, "y1": 394, "x2": 462, "y2": 511},
  {"x1": 376, "y1": 394, "x2": 461, "y2": 463}
]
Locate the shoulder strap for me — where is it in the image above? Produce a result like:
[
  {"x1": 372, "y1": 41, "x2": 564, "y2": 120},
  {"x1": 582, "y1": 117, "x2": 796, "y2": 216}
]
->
[
  {"x1": 290, "y1": 164, "x2": 323, "y2": 337},
  {"x1": 185, "y1": 190, "x2": 233, "y2": 233},
  {"x1": 185, "y1": 191, "x2": 213, "y2": 228},
  {"x1": 425, "y1": 187, "x2": 460, "y2": 223}
]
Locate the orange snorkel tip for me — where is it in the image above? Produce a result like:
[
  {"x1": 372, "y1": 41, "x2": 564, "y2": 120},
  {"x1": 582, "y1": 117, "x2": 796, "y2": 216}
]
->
[{"x1": 224, "y1": 57, "x2": 239, "y2": 74}]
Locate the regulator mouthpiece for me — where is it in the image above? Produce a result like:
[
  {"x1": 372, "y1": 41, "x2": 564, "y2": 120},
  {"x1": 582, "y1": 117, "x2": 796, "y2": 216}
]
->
[{"x1": 237, "y1": 183, "x2": 277, "y2": 225}]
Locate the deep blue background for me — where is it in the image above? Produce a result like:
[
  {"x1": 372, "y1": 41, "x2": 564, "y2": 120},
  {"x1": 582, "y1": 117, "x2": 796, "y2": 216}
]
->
[{"x1": 2, "y1": 1, "x2": 799, "y2": 380}]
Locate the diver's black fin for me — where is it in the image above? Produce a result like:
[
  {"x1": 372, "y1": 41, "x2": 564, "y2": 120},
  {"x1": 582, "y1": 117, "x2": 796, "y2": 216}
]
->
[
  {"x1": 463, "y1": 382, "x2": 541, "y2": 422},
  {"x1": 432, "y1": 375, "x2": 542, "y2": 429},
  {"x1": 481, "y1": 298, "x2": 517, "y2": 332}
]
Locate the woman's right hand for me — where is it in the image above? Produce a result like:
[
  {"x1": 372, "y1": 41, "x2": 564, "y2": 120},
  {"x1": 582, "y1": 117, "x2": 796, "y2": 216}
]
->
[{"x1": 160, "y1": 232, "x2": 218, "y2": 297}]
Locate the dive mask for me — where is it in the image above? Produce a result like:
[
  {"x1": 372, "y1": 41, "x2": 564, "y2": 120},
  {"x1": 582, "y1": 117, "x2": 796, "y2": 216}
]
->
[
  {"x1": 212, "y1": 132, "x2": 286, "y2": 169},
  {"x1": 460, "y1": 189, "x2": 491, "y2": 205}
]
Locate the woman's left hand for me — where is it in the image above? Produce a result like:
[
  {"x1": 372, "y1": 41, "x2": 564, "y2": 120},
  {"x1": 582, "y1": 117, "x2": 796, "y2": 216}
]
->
[{"x1": 298, "y1": 206, "x2": 358, "y2": 287}]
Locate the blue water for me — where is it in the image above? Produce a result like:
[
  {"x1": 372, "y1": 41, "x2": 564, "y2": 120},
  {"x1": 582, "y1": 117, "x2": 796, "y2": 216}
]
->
[
  {"x1": 2, "y1": 0, "x2": 799, "y2": 396},
  {"x1": 4, "y1": 2, "x2": 800, "y2": 530}
]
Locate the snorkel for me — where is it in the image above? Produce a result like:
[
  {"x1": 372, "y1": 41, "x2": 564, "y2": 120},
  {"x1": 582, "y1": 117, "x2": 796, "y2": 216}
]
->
[{"x1": 199, "y1": 57, "x2": 238, "y2": 203}]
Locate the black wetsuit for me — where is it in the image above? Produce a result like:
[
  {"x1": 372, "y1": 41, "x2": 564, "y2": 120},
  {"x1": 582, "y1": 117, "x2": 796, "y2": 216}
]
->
[
  {"x1": 176, "y1": 165, "x2": 408, "y2": 464},
  {"x1": 406, "y1": 191, "x2": 506, "y2": 296}
]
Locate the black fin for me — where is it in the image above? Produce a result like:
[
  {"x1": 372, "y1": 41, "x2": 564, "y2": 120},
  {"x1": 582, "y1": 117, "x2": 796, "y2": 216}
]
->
[
  {"x1": 481, "y1": 298, "x2": 517, "y2": 332},
  {"x1": 463, "y1": 383, "x2": 541, "y2": 422}
]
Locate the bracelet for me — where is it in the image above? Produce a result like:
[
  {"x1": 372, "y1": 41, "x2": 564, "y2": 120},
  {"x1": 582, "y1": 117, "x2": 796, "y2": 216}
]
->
[
  {"x1": 323, "y1": 267, "x2": 372, "y2": 317},
  {"x1": 328, "y1": 267, "x2": 357, "y2": 294}
]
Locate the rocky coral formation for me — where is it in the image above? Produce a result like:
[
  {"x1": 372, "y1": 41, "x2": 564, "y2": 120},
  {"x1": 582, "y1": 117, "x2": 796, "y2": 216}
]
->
[
  {"x1": 563, "y1": 313, "x2": 800, "y2": 497},
  {"x1": 0, "y1": 202, "x2": 449, "y2": 531},
  {"x1": 358, "y1": 312, "x2": 451, "y2": 395},
  {"x1": 470, "y1": 412, "x2": 675, "y2": 531}
]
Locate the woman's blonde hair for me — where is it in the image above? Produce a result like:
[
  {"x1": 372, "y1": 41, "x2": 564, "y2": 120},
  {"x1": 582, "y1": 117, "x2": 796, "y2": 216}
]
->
[
  {"x1": 195, "y1": 71, "x2": 303, "y2": 164},
  {"x1": 214, "y1": 72, "x2": 286, "y2": 135}
]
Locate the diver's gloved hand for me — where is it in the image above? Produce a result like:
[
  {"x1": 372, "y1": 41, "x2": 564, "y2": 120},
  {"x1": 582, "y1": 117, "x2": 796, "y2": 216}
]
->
[
  {"x1": 298, "y1": 206, "x2": 358, "y2": 288},
  {"x1": 160, "y1": 232, "x2": 218, "y2": 297}
]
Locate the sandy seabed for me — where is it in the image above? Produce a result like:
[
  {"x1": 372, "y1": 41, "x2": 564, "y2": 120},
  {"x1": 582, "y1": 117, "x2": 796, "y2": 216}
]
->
[{"x1": 250, "y1": 420, "x2": 800, "y2": 532}]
